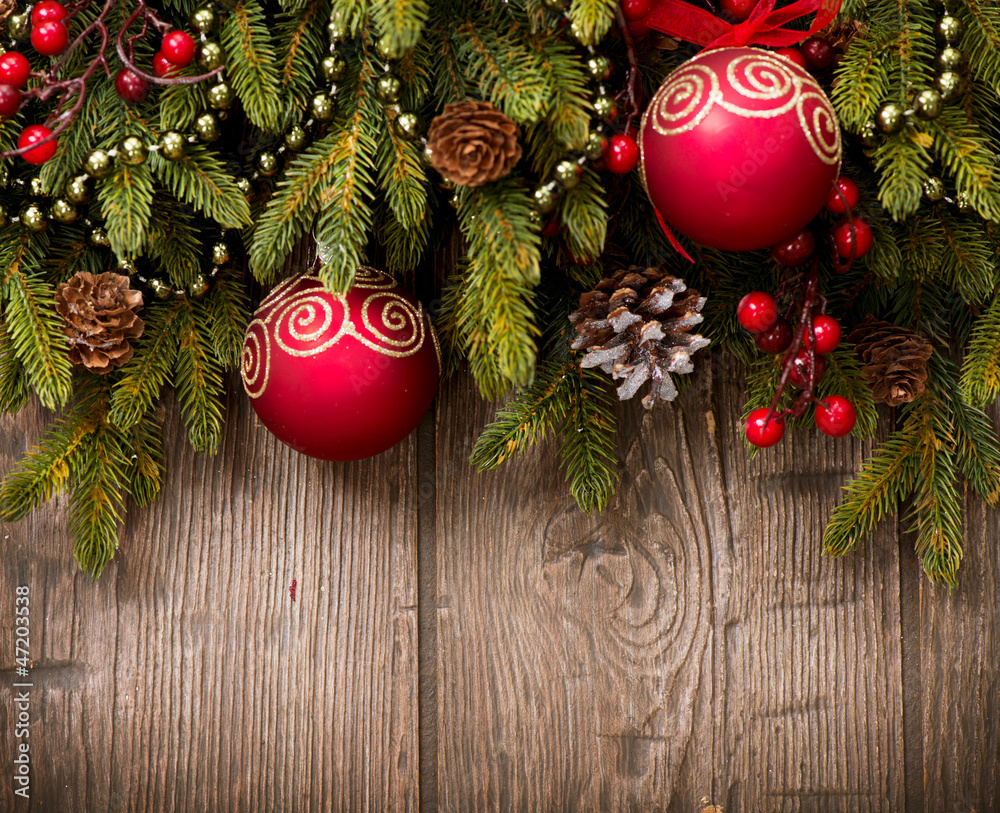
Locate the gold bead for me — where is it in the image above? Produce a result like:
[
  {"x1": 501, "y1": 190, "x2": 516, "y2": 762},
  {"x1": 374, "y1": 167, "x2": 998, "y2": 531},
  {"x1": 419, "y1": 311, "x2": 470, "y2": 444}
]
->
[
  {"x1": 375, "y1": 37, "x2": 400, "y2": 61},
  {"x1": 859, "y1": 122, "x2": 880, "y2": 149},
  {"x1": 19, "y1": 203, "x2": 47, "y2": 232},
  {"x1": 149, "y1": 278, "x2": 172, "y2": 300},
  {"x1": 117, "y1": 257, "x2": 138, "y2": 275},
  {"x1": 532, "y1": 183, "x2": 559, "y2": 215},
  {"x1": 935, "y1": 71, "x2": 965, "y2": 103},
  {"x1": 553, "y1": 160, "x2": 581, "y2": 189},
  {"x1": 50, "y1": 198, "x2": 78, "y2": 224},
  {"x1": 875, "y1": 103, "x2": 906, "y2": 135},
  {"x1": 28, "y1": 176, "x2": 46, "y2": 197},
  {"x1": 913, "y1": 88, "x2": 943, "y2": 120},
  {"x1": 311, "y1": 93, "x2": 336, "y2": 121},
  {"x1": 592, "y1": 94, "x2": 617, "y2": 123},
  {"x1": 321, "y1": 53, "x2": 347, "y2": 83},
  {"x1": 118, "y1": 135, "x2": 148, "y2": 165},
  {"x1": 923, "y1": 176, "x2": 945, "y2": 202},
  {"x1": 207, "y1": 82, "x2": 234, "y2": 111},
  {"x1": 284, "y1": 125, "x2": 308, "y2": 152},
  {"x1": 235, "y1": 176, "x2": 253, "y2": 195},
  {"x1": 210, "y1": 241, "x2": 230, "y2": 266},
  {"x1": 189, "y1": 273, "x2": 210, "y2": 298},
  {"x1": 256, "y1": 151, "x2": 279, "y2": 177},
  {"x1": 936, "y1": 16, "x2": 964, "y2": 45},
  {"x1": 586, "y1": 55, "x2": 612, "y2": 81},
  {"x1": 393, "y1": 112, "x2": 420, "y2": 140},
  {"x1": 197, "y1": 41, "x2": 226, "y2": 71},
  {"x1": 190, "y1": 6, "x2": 217, "y2": 34},
  {"x1": 158, "y1": 130, "x2": 186, "y2": 160},
  {"x1": 88, "y1": 226, "x2": 110, "y2": 247},
  {"x1": 65, "y1": 174, "x2": 92, "y2": 204},
  {"x1": 935, "y1": 47, "x2": 966, "y2": 73},
  {"x1": 376, "y1": 74, "x2": 402, "y2": 104},
  {"x1": 85, "y1": 149, "x2": 115, "y2": 180},
  {"x1": 7, "y1": 12, "x2": 28, "y2": 39},
  {"x1": 583, "y1": 131, "x2": 607, "y2": 161},
  {"x1": 194, "y1": 112, "x2": 221, "y2": 143}
]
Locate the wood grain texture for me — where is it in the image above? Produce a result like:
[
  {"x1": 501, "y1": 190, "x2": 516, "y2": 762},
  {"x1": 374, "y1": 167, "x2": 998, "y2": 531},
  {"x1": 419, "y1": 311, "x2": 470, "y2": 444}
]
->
[
  {"x1": 915, "y1": 398, "x2": 1000, "y2": 812},
  {"x1": 1, "y1": 394, "x2": 420, "y2": 811}
]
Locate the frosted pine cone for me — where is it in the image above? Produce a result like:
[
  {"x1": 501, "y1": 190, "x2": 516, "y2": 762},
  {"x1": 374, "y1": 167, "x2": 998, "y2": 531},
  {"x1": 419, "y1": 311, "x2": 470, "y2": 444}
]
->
[{"x1": 570, "y1": 267, "x2": 710, "y2": 409}]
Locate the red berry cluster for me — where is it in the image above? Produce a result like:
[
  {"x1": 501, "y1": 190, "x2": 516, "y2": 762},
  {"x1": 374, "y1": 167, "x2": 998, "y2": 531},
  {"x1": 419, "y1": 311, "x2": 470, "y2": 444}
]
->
[
  {"x1": 773, "y1": 36, "x2": 835, "y2": 75},
  {"x1": 30, "y1": 1, "x2": 70, "y2": 57},
  {"x1": 737, "y1": 288, "x2": 857, "y2": 447},
  {"x1": 153, "y1": 30, "x2": 196, "y2": 77}
]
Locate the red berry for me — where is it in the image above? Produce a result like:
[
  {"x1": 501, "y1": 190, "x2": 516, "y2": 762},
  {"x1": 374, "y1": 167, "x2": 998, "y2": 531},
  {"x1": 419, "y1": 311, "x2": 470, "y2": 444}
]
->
[
  {"x1": 153, "y1": 50, "x2": 178, "y2": 78},
  {"x1": 115, "y1": 68, "x2": 150, "y2": 104},
  {"x1": 541, "y1": 219, "x2": 562, "y2": 238},
  {"x1": 720, "y1": 0, "x2": 756, "y2": 22},
  {"x1": 18, "y1": 124, "x2": 57, "y2": 164},
  {"x1": 745, "y1": 408, "x2": 785, "y2": 448},
  {"x1": 0, "y1": 84, "x2": 20, "y2": 117},
  {"x1": 826, "y1": 176, "x2": 860, "y2": 215},
  {"x1": 815, "y1": 395, "x2": 857, "y2": 438},
  {"x1": 620, "y1": 0, "x2": 652, "y2": 21},
  {"x1": 31, "y1": 1, "x2": 68, "y2": 24},
  {"x1": 800, "y1": 37, "x2": 835, "y2": 72},
  {"x1": 809, "y1": 314, "x2": 841, "y2": 355},
  {"x1": 786, "y1": 348, "x2": 827, "y2": 389},
  {"x1": 754, "y1": 318, "x2": 793, "y2": 354},
  {"x1": 162, "y1": 30, "x2": 196, "y2": 68},
  {"x1": 737, "y1": 291, "x2": 779, "y2": 333},
  {"x1": 31, "y1": 20, "x2": 69, "y2": 56},
  {"x1": 770, "y1": 229, "x2": 816, "y2": 267},
  {"x1": 833, "y1": 218, "x2": 874, "y2": 259},
  {"x1": 774, "y1": 47, "x2": 807, "y2": 70},
  {"x1": 628, "y1": 17, "x2": 650, "y2": 38},
  {"x1": 606, "y1": 133, "x2": 639, "y2": 175},
  {"x1": 0, "y1": 52, "x2": 32, "y2": 88}
]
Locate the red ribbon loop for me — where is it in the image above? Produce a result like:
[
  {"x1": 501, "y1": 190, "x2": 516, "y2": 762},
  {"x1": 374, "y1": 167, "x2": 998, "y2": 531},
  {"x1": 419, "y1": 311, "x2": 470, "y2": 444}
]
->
[{"x1": 645, "y1": 0, "x2": 841, "y2": 50}]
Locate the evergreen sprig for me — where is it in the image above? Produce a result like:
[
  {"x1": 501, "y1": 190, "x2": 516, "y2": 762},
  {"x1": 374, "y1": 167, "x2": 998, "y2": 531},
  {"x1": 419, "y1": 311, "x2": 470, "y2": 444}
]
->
[{"x1": 221, "y1": 0, "x2": 284, "y2": 132}]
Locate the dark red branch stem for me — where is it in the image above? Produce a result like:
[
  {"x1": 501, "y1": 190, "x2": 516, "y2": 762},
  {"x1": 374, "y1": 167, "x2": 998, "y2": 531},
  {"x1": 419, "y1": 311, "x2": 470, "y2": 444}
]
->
[
  {"x1": 766, "y1": 263, "x2": 821, "y2": 425},
  {"x1": 613, "y1": 5, "x2": 641, "y2": 134}
]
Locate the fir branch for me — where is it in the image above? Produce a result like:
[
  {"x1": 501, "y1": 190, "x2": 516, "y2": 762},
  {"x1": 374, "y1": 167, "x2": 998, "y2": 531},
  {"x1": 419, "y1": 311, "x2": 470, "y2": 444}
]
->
[
  {"x1": 98, "y1": 157, "x2": 155, "y2": 259},
  {"x1": 371, "y1": 0, "x2": 428, "y2": 57},
  {"x1": 148, "y1": 142, "x2": 252, "y2": 230},
  {"x1": 951, "y1": 394, "x2": 1000, "y2": 508},
  {"x1": 221, "y1": 0, "x2": 284, "y2": 132},
  {"x1": 0, "y1": 319, "x2": 29, "y2": 414},
  {"x1": 961, "y1": 289, "x2": 1000, "y2": 407},
  {"x1": 557, "y1": 367, "x2": 618, "y2": 512},
  {"x1": 108, "y1": 300, "x2": 183, "y2": 430},
  {"x1": 567, "y1": 0, "x2": 616, "y2": 47},
  {"x1": 0, "y1": 231, "x2": 74, "y2": 411},
  {"x1": 276, "y1": 1, "x2": 331, "y2": 127},
  {"x1": 123, "y1": 413, "x2": 164, "y2": 508},
  {"x1": 205, "y1": 273, "x2": 251, "y2": 369},
  {"x1": 381, "y1": 201, "x2": 431, "y2": 275},
  {"x1": 830, "y1": 29, "x2": 894, "y2": 133},
  {"x1": 158, "y1": 72, "x2": 211, "y2": 131},
  {"x1": 872, "y1": 133, "x2": 933, "y2": 221},
  {"x1": 329, "y1": 0, "x2": 369, "y2": 34},
  {"x1": 142, "y1": 199, "x2": 203, "y2": 287},
  {"x1": 560, "y1": 169, "x2": 607, "y2": 264},
  {"x1": 375, "y1": 100, "x2": 429, "y2": 231},
  {"x1": 173, "y1": 301, "x2": 226, "y2": 454}
]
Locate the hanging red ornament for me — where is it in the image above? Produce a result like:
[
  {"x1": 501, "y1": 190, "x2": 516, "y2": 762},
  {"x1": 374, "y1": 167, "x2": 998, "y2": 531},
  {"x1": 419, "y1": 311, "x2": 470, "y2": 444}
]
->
[
  {"x1": 639, "y1": 47, "x2": 841, "y2": 251},
  {"x1": 241, "y1": 268, "x2": 441, "y2": 462}
]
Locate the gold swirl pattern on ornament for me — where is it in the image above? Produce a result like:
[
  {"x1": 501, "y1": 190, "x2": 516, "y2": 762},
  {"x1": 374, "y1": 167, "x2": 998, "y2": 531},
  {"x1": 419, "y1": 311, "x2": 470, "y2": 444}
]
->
[
  {"x1": 353, "y1": 265, "x2": 399, "y2": 290},
  {"x1": 647, "y1": 51, "x2": 841, "y2": 166},
  {"x1": 241, "y1": 275, "x2": 430, "y2": 400}
]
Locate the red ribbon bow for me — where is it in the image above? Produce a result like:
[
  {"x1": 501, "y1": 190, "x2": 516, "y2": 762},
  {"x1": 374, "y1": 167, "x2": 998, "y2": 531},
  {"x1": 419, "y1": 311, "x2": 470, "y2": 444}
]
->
[{"x1": 645, "y1": 0, "x2": 841, "y2": 50}]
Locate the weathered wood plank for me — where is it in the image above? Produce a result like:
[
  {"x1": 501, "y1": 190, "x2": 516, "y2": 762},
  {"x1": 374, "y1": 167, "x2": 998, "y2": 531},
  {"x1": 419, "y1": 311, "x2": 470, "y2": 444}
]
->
[
  {"x1": 1, "y1": 390, "x2": 421, "y2": 811},
  {"x1": 711, "y1": 355, "x2": 905, "y2": 811},
  {"x1": 434, "y1": 367, "x2": 725, "y2": 810},
  {"x1": 916, "y1": 400, "x2": 1000, "y2": 811}
]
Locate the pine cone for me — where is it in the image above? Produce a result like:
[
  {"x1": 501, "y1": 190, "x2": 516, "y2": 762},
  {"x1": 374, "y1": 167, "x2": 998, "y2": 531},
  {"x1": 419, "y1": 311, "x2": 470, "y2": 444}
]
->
[
  {"x1": 54, "y1": 272, "x2": 145, "y2": 374},
  {"x1": 847, "y1": 315, "x2": 932, "y2": 407},
  {"x1": 570, "y1": 266, "x2": 710, "y2": 409},
  {"x1": 426, "y1": 101, "x2": 522, "y2": 188}
]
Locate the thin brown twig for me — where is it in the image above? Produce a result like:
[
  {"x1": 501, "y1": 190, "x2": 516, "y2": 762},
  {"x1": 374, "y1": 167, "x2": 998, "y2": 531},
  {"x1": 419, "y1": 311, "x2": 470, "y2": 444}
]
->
[{"x1": 613, "y1": 4, "x2": 641, "y2": 133}]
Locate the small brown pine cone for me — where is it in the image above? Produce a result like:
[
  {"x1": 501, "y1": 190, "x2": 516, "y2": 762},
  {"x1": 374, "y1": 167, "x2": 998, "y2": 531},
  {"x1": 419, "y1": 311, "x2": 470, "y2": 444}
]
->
[
  {"x1": 426, "y1": 101, "x2": 522, "y2": 188},
  {"x1": 847, "y1": 315, "x2": 933, "y2": 407},
  {"x1": 570, "y1": 266, "x2": 710, "y2": 408},
  {"x1": 54, "y1": 272, "x2": 145, "y2": 374}
]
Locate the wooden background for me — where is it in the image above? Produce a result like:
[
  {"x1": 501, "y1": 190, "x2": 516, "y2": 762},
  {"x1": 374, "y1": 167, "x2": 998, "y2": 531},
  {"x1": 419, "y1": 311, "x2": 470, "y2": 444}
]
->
[{"x1": 2, "y1": 338, "x2": 999, "y2": 809}]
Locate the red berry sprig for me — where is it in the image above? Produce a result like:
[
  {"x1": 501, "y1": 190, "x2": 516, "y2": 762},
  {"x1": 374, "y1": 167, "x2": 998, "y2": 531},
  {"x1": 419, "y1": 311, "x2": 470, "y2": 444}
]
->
[
  {"x1": 815, "y1": 396, "x2": 857, "y2": 438},
  {"x1": 161, "y1": 30, "x2": 196, "y2": 68},
  {"x1": 30, "y1": 0, "x2": 70, "y2": 58},
  {"x1": 606, "y1": 133, "x2": 638, "y2": 175},
  {"x1": 745, "y1": 408, "x2": 785, "y2": 448},
  {"x1": 18, "y1": 125, "x2": 58, "y2": 164}
]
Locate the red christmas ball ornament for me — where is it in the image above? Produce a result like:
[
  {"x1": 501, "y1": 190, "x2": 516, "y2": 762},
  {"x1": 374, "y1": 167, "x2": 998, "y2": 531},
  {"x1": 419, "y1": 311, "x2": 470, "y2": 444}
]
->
[
  {"x1": 787, "y1": 347, "x2": 827, "y2": 388},
  {"x1": 771, "y1": 229, "x2": 816, "y2": 267},
  {"x1": 0, "y1": 84, "x2": 21, "y2": 118},
  {"x1": 809, "y1": 314, "x2": 841, "y2": 355},
  {"x1": 833, "y1": 217, "x2": 874, "y2": 259},
  {"x1": 115, "y1": 68, "x2": 150, "y2": 104},
  {"x1": 815, "y1": 395, "x2": 856, "y2": 438},
  {"x1": 606, "y1": 133, "x2": 639, "y2": 175},
  {"x1": 754, "y1": 318, "x2": 793, "y2": 354},
  {"x1": 162, "y1": 30, "x2": 196, "y2": 68},
  {"x1": 31, "y1": 20, "x2": 69, "y2": 56},
  {"x1": 745, "y1": 408, "x2": 785, "y2": 448},
  {"x1": 737, "y1": 291, "x2": 779, "y2": 333},
  {"x1": 31, "y1": 1, "x2": 68, "y2": 24},
  {"x1": 620, "y1": 0, "x2": 652, "y2": 22},
  {"x1": 18, "y1": 124, "x2": 57, "y2": 164},
  {"x1": 826, "y1": 175, "x2": 860, "y2": 215},
  {"x1": 241, "y1": 268, "x2": 441, "y2": 461},
  {"x1": 0, "y1": 52, "x2": 31, "y2": 88},
  {"x1": 774, "y1": 47, "x2": 807, "y2": 70},
  {"x1": 720, "y1": 0, "x2": 756, "y2": 23},
  {"x1": 639, "y1": 47, "x2": 841, "y2": 251}
]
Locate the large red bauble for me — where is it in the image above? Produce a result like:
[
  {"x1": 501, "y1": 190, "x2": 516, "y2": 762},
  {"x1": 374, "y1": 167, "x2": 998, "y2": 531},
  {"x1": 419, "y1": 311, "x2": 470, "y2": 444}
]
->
[
  {"x1": 639, "y1": 47, "x2": 841, "y2": 251},
  {"x1": 241, "y1": 268, "x2": 440, "y2": 461}
]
